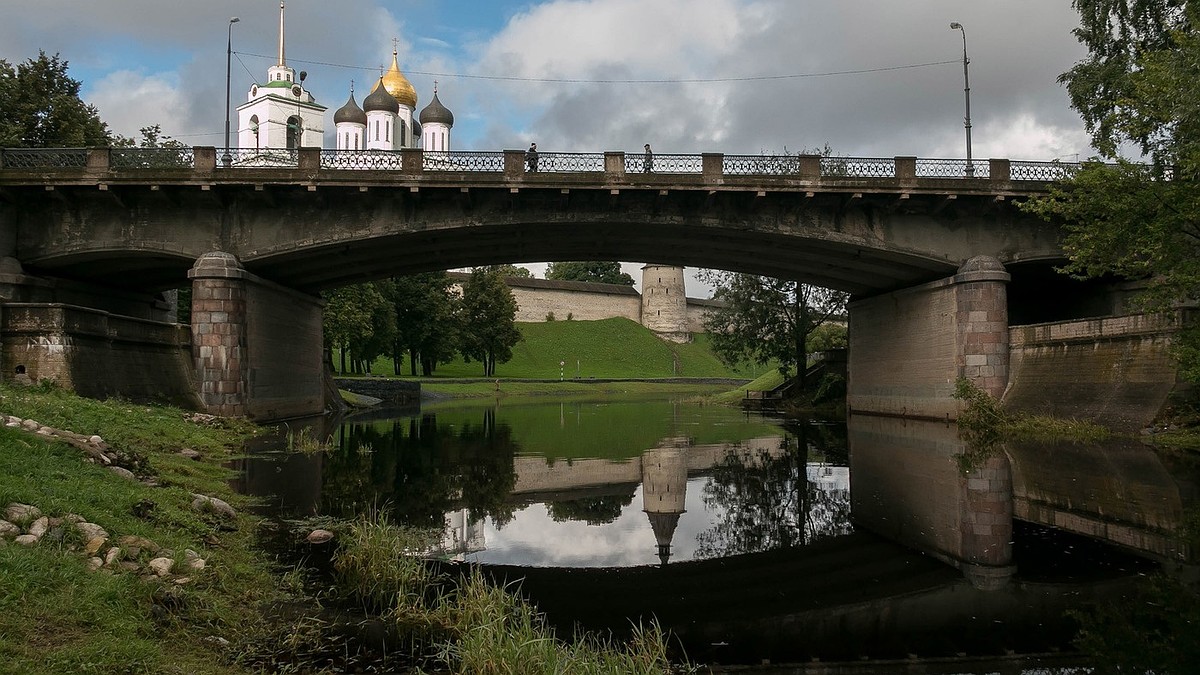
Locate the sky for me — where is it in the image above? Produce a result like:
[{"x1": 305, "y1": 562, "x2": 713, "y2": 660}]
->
[{"x1": 0, "y1": 0, "x2": 1096, "y2": 294}]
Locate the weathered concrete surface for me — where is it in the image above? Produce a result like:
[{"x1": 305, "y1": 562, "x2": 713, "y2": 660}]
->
[
  {"x1": 1004, "y1": 311, "x2": 1191, "y2": 431},
  {"x1": 848, "y1": 257, "x2": 1009, "y2": 420},
  {"x1": 0, "y1": 302, "x2": 199, "y2": 407},
  {"x1": 1007, "y1": 437, "x2": 1196, "y2": 565}
]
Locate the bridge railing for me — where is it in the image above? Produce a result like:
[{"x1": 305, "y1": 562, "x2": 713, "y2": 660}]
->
[
  {"x1": 0, "y1": 147, "x2": 89, "y2": 169},
  {"x1": 0, "y1": 146, "x2": 1094, "y2": 183}
]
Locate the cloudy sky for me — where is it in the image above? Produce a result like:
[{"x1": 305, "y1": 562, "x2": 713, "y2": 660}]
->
[{"x1": 1, "y1": 0, "x2": 1095, "y2": 291}]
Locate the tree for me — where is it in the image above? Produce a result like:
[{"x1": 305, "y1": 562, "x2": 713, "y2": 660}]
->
[
  {"x1": 1022, "y1": 1, "x2": 1200, "y2": 381},
  {"x1": 322, "y1": 282, "x2": 395, "y2": 374},
  {"x1": 483, "y1": 264, "x2": 534, "y2": 279},
  {"x1": 698, "y1": 271, "x2": 848, "y2": 389},
  {"x1": 459, "y1": 267, "x2": 522, "y2": 377},
  {"x1": 0, "y1": 51, "x2": 110, "y2": 147},
  {"x1": 545, "y1": 261, "x2": 635, "y2": 286},
  {"x1": 390, "y1": 272, "x2": 461, "y2": 376}
]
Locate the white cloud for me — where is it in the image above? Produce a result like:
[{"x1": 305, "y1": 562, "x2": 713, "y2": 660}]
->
[{"x1": 88, "y1": 70, "x2": 195, "y2": 141}]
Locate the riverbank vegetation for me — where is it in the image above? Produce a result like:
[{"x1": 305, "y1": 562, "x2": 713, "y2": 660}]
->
[
  {"x1": 953, "y1": 378, "x2": 1111, "y2": 448},
  {"x1": 0, "y1": 382, "x2": 693, "y2": 673}
]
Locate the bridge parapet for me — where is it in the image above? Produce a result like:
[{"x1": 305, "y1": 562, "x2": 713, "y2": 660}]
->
[{"x1": 0, "y1": 146, "x2": 1084, "y2": 185}]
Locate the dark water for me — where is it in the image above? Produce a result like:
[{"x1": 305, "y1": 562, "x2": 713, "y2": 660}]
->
[{"x1": 233, "y1": 396, "x2": 1198, "y2": 669}]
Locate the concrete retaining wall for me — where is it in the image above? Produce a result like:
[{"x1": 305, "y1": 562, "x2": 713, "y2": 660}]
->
[
  {"x1": 1004, "y1": 311, "x2": 1190, "y2": 431},
  {"x1": 0, "y1": 302, "x2": 200, "y2": 407}
]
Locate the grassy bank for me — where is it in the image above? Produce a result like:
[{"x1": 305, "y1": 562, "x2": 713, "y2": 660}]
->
[
  {"x1": 421, "y1": 378, "x2": 736, "y2": 401},
  {"x1": 344, "y1": 317, "x2": 772, "y2": 380},
  {"x1": 0, "y1": 383, "x2": 691, "y2": 673}
]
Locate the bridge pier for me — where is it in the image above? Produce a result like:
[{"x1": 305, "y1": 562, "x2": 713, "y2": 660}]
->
[
  {"x1": 848, "y1": 256, "x2": 1010, "y2": 420},
  {"x1": 189, "y1": 252, "x2": 326, "y2": 421}
]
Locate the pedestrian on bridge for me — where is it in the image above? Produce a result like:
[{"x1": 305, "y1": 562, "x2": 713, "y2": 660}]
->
[
  {"x1": 526, "y1": 142, "x2": 539, "y2": 172},
  {"x1": 643, "y1": 143, "x2": 654, "y2": 172}
]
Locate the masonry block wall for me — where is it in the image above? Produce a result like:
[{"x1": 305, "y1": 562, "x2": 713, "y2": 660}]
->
[
  {"x1": 0, "y1": 303, "x2": 198, "y2": 406},
  {"x1": 510, "y1": 286, "x2": 641, "y2": 323},
  {"x1": 848, "y1": 256, "x2": 1010, "y2": 420},
  {"x1": 190, "y1": 252, "x2": 324, "y2": 421},
  {"x1": 1005, "y1": 311, "x2": 1189, "y2": 431}
]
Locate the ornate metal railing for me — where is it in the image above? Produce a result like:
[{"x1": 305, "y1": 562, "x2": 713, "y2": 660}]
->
[
  {"x1": 534, "y1": 152, "x2": 604, "y2": 172},
  {"x1": 0, "y1": 148, "x2": 88, "y2": 169},
  {"x1": 0, "y1": 146, "x2": 1100, "y2": 182},
  {"x1": 428, "y1": 151, "x2": 506, "y2": 172},
  {"x1": 624, "y1": 153, "x2": 702, "y2": 174},
  {"x1": 823, "y1": 156, "x2": 895, "y2": 178},
  {"x1": 723, "y1": 154, "x2": 807, "y2": 176},
  {"x1": 915, "y1": 158, "x2": 990, "y2": 179},
  {"x1": 219, "y1": 148, "x2": 298, "y2": 168},
  {"x1": 321, "y1": 149, "x2": 404, "y2": 170},
  {"x1": 111, "y1": 147, "x2": 195, "y2": 169},
  {"x1": 1010, "y1": 160, "x2": 1079, "y2": 181}
]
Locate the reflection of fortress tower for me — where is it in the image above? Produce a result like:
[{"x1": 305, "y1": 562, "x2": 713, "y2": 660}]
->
[
  {"x1": 641, "y1": 438, "x2": 689, "y2": 565},
  {"x1": 640, "y1": 264, "x2": 689, "y2": 343}
]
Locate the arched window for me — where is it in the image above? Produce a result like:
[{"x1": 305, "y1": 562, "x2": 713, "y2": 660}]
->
[
  {"x1": 374, "y1": 121, "x2": 379, "y2": 141},
  {"x1": 286, "y1": 115, "x2": 300, "y2": 149},
  {"x1": 249, "y1": 115, "x2": 260, "y2": 149},
  {"x1": 399, "y1": 120, "x2": 407, "y2": 146}
]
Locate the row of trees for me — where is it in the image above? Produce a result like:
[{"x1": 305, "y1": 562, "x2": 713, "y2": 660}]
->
[{"x1": 323, "y1": 267, "x2": 521, "y2": 377}]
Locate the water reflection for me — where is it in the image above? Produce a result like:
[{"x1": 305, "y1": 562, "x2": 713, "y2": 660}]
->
[{"x1": 231, "y1": 399, "x2": 1198, "y2": 665}]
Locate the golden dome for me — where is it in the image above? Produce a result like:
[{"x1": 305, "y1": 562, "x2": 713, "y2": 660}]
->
[{"x1": 381, "y1": 51, "x2": 417, "y2": 109}]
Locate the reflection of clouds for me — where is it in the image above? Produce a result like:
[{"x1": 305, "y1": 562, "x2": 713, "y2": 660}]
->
[{"x1": 468, "y1": 480, "x2": 714, "y2": 567}]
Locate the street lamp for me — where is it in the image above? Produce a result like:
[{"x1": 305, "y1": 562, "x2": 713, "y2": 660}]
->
[
  {"x1": 223, "y1": 16, "x2": 239, "y2": 168},
  {"x1": 949, "y1": 21, "x2": 974, "y2": 177},
  {"x1": 294, "y1": 70, "x2": 307, "y2": 149}
]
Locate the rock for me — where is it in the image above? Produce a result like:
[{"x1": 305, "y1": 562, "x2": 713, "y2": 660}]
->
[
  {"x1": 64, "y1": 513, "x2": 86, "y2": 524},
  {"x1": 6, "y1": 416, "x2": 20, "y2": 425},
  {"x1": 173, "y1": 576, "x2": 192, "y2": 585},
  {"x1": 87, "y1": 557, "x2": 104, "y2": 570},
  {"x1": 0, "y1": 520, "x2": 19, "y2": 538},
  {"x1": 183, "y1": 549, "x2": 206, "y2": 571},
  {"x1": 84, "y1": 536, "x2": 108, "y2": 555},
  {"x1": 204, "y1": 636, "x2": 231, "y2": 648},
  {"x1": 108, "y1": 466, "x2": 137, "y2": 480},
  {"x1": 305, "y1": 529, "x2": 335, "y2": 544},
  {"x1": 20, "y1": 419, "x2": 39, "y2": 431},
  {"x1": 148, "y1": 557, "x2": 174, "y2": 576},
  {"x1": 15, "y1": 534, "x2": 38, "y2": 546},
  {"x1": 4, "y1": 503, "x2": 41, "y2": 524},
  {"x1": 88, "y1": 435, "x2": 104, "y2": 445},
  {"x1": 118, "y1": 561, "x2": 140, "y2": 572},
  {"x1": 36, "y1": 427, "x2": 53, "y2": 437},
  {"x1": 27, "y1": 517, "x2": 49, "y2": 539},
  {"x1": 104, "y1": 547, "x2": 122, "y2": 566},
  {"x1": 178, "y1": 448, "x2": 201, "y2": 461},
  {"x1": 76, "y1": 522, "x2": 110, "y2": 541},
  {"x1": 190, "y1": 494, "x2": 237, "y2": 520},
  {"x1": 116, "y1": 535, "x2": 159, "y2": 553},
  {"x1": 5, "y1": 421, "x2": 19, "y2": 427}
]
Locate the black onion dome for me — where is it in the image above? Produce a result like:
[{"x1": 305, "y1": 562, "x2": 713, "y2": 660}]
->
[
  {"x1": 363, "y1": 79, "x2": 399, "y2": 114},
  {"x1": 334, "y1": 92, "x2": 367, "y2": 125},
  {"x1": 419, "y1": 92, "x2": 454, "y2": 126},
  {"x1": 412, "y1": 118, "x2": 421, "y2": 137}
]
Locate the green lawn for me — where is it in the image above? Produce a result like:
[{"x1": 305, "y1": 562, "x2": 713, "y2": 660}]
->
[{"x1": 347, "y1": 317, "x2": 773, "y2": 380}]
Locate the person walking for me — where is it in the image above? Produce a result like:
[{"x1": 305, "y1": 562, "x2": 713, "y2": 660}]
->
[
  {"x1": 526, "y1": 142, "x2": 539, "y2": 172},
  {"x1": 643, "y1": 143, "x2": 654, "y2": 172}
]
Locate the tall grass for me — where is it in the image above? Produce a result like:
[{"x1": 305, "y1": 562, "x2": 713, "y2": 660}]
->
[{"x1": 330, "y1": 515, "x2": 691, "y2": 674}]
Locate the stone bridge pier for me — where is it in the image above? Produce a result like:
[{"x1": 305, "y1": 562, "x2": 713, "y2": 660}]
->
[
  {"x1": 188, "y1": 252, "x2": 326, "y2": 420},
  {"x1": 847, "y1": 256, "x2": 1010, "y2": 421}
]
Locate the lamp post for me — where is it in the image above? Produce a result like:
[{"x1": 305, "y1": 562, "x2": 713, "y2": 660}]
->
[
  {"x1": 223, "y1": 16, "x2": 239, "y2": 168},
  {"x1": 294, "y1": 70, "x2": 307, "y2": 149},
  {"x1": 949, "y1": 21, "x2": 973, "y2": 177}
]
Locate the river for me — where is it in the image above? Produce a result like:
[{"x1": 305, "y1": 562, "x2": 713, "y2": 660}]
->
[{"x1": 233, "y1": 393, "x2": 1198, "y2": 671}]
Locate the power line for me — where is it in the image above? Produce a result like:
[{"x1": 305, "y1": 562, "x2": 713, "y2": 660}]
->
[{"x1": 234, "y1": 51, "x2": 959, "y2": 84}]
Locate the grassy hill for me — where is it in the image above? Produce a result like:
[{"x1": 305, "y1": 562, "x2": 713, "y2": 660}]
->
[{"x1": 357, "y1": 317, "x2": 772, "y2": 380}]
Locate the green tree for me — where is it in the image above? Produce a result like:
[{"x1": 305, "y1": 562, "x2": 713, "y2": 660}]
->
[
  {"x1": 483, "y1": 264, "x2": 534, "y2": 279},
  {"x1": 698, "y1": 271, "x2": 848, "y2": 389},
  {"x1": 459, "y1": 267, "x2": 521, "y2": 377},
  {"x1": 322, "y1": 282, "x2": 395, "y2": 374},
  {"x1": 545, "y1": 261, "x2": 635, "y2": 285},
  {"x1": 0, "y1": 51, "x2": 110, "y2": 147},
  {"x1": 390, "y1": 272, "x2": 461, "y2": 376},
  {"x1": 1023, "y1": 1, "x2": 1200, "y2": 380}
]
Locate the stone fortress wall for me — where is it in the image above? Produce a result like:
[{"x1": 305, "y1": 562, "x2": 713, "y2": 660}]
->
[{"x1": 448, "y1": 265, "x2": 719, "y2": 342}]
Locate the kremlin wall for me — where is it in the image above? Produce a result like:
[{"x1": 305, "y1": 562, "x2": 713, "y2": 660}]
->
[{"x1": 448, "y1": 265, "x2": 722, "y2": 343}]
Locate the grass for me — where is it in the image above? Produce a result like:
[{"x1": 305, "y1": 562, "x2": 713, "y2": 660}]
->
[
  {"x1": 710, "y1": 368, "x2": 787, "y2": 404},
  {"x1": 343, "y1": 318, "x2": 772, "y2": 380},
  {"x1": 422, "y1": 379, "x2": 732, "y2": 400},
  {"x1": 0, "y1": 382, "x2": 696, "y2": 673}
]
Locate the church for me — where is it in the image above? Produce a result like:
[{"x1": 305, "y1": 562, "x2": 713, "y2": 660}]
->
[{"x1": 236, "y1": 1, "x2": 455, "y2": 154}]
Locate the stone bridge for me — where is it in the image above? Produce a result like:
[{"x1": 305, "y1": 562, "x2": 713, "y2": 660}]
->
[{"x1": 0, "y1": 145, "x2": 1157, "y2": 423}]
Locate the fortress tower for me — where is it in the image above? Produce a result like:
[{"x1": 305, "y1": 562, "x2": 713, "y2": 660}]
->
[
  {"x1": 641, "y1": 438, "x2": 689, "y2": 566},
  {"x1": 640, "y1": 264, "x2": 689, "y2": 343}
]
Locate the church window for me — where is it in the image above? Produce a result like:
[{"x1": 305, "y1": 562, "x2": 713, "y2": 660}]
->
[
  {"x1": 374, "y1": 121, "x2": 379, "y2": 141},
  {"x1": 385, "y1": 121, "x2": 390, "y2": 143},
  {"x1": 399, "y1": 121, "x2": 406, "y2": 146}
]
